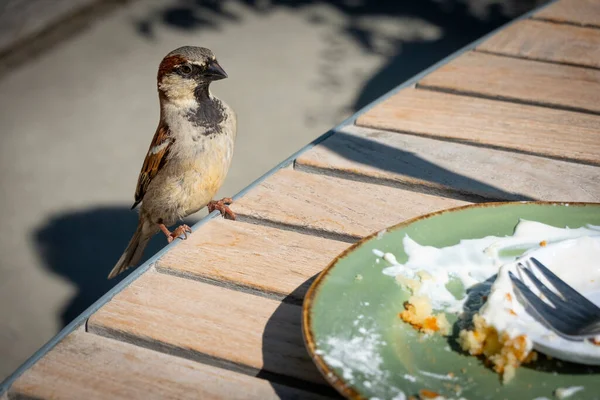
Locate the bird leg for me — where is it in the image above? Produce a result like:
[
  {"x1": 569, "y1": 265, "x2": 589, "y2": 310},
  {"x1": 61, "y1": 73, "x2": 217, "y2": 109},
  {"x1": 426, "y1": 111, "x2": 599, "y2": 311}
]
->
[
  {"x1": 207, "y1": 197, "x2": 236, "y2": 220},
  {"x1": 159, "y1": 223, "x2": 192, "y2": 243}
]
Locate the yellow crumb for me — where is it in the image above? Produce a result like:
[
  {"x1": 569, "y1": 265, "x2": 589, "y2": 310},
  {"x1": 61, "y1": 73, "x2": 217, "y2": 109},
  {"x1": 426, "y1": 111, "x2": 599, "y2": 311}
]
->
[
  {"x1": 458, "y1": 314, "x2": 537, "y2": 383},
  {"x1": 399, "y1": 295, "x2": 451, "y2": 336},
  {"x1": 419, "y1": 389, "x2": 441, "y2": 399}
]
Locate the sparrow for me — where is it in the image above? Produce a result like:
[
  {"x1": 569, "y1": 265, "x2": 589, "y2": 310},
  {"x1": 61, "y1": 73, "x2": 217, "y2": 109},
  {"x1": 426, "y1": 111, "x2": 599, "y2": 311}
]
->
[{"x1": 108, "y1": 46, "x2": 237, "y2": 279}]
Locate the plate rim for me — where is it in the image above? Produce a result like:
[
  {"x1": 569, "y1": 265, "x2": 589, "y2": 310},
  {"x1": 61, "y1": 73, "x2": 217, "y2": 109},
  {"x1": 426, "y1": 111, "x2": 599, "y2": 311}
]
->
[{"x1": 301, "y1": 201, "x2": 600, "y2": 399}]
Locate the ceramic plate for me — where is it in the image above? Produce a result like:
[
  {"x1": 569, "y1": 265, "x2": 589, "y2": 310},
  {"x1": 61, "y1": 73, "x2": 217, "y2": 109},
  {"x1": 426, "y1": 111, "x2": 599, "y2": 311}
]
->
[{"x1": 303, "y1": 202, "x2": 600, "y2": 400}]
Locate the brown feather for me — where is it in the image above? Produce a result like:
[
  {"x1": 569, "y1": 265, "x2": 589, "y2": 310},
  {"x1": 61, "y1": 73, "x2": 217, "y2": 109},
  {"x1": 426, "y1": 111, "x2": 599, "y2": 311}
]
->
[
  {"x1": 131, "y1": 122, "x2": 173, "y2": 209},
  {"x1": 157, "y1": 54, "x2": 186, "y2": 81}
]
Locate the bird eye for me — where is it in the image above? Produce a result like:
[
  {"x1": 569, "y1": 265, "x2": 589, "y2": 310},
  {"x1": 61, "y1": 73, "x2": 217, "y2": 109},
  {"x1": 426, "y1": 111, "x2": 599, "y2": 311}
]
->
[{"x1": 179, "y1": 64, "x2": 193, "y2": 75}]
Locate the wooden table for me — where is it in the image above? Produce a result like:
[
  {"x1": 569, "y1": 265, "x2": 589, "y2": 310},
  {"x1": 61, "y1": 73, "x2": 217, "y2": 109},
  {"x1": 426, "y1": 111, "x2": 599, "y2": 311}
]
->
[{"x1": 2, "y1": 0, "x2": 600, "y2": 398}]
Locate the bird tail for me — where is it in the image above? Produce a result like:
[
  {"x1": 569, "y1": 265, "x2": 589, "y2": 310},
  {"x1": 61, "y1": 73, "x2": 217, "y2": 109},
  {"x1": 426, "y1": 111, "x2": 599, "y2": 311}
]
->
[{"x1": 108, "y1": 219, "x2": 153, "y2": 279}]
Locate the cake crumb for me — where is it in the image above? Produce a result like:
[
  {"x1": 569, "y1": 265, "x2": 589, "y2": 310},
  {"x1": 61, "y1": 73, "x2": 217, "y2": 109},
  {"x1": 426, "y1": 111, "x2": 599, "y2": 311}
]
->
[
  {"x1": 458, "y1": 314, "x2": 536, "y2": 383},
  {"x1": 399, "y1": 295, "x2": 450, "y2": 336},
  {"x1": 419, "y1": 389, "x2": 440, "y2": 399}
]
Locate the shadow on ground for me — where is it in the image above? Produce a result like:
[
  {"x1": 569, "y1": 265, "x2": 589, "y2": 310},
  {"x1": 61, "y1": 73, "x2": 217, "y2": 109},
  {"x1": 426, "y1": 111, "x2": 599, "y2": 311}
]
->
[
  {"x1": 135, "y1": 0, "x2": 546, "y2": 111},
  {"x1": 33, "y1": 206, "x2": 197, "y2": 327}
]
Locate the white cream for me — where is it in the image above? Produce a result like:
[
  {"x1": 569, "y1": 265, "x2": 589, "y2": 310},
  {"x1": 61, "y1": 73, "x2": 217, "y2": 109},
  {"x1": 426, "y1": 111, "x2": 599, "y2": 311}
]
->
[
  {"x1": 377, "y1": 220, "x2": 600, "y2": 364},
  {"x1": 554, "y1": 386, "x2": 584, "y2": 399}
]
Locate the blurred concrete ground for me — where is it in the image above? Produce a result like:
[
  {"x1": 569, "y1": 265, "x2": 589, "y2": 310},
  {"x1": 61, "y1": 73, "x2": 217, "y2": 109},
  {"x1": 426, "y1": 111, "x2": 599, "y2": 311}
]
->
[{"x1": 0, "y1": 0, "x2": 543, "y2": 382}]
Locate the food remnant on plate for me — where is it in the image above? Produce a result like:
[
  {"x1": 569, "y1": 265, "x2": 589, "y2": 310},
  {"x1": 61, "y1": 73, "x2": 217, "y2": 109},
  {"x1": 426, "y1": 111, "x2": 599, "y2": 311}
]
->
[
  {"x1": 554, "y1": 386, "x2": 584, "y2": 399},
  {"x1": 413, "y1": 389, "x2": 466, "y2": 400},
  {"x1": 376, "y1": 220, "x2": 600, "y2": 383},
  {"x1": 458, "y1": 314, "x2": 537, "y2": 383},
  {"x1": 400, "y1": 295, "x2": 450, "y2": 335},
  {"x1": 418, "y1": 389, "x2": 441, "y2": 399}
]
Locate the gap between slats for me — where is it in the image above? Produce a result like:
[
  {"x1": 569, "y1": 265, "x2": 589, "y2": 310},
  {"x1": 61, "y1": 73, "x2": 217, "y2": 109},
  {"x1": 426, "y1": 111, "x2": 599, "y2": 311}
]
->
[
  {"x1": 355, "y1": 113, "x2": 600, "y2": 168},
  {"x1": 155, "y1": 265, "x2": 302, "y2": 305},
  {"x1": 86, "y1": 325, "x2": 337, "y2": 398},
  {"x1": 531, "y1": 0, "x2": 600, "y2": 30},
  {"x1": 300, "y1": 123, "x2": 600, "y2": 202},
  {"x1": 416, "y1": 51, "x2": 600, "y2": 117},
  {"x1": 154, "y1": 218, "x2": 353, "y2": 305},
  {"x1": 294, "y1": 160, "x2": 511, "y2": 203},
  {"x1": 86, "y1": 272, "x2": 340, "y2": 397},
  {"x1": 529, "y1": 15, "x2": 600, "y2": 30},
  {"x1": 354, "y1": 87, "x2": 600, "y2": 168},
  {"x1": 473, "y1": 49, "x2": 600, "y2": 72},
  {"x1": 9, "y1": 330, "x2": 335, "y2": 400},
  {"x1": 415, "y1": 83, "x2": 600, "y2": 118},
  {"x1": 474, "y1": 18, "x2": 600, "y2": 70},
  {"x1": 226, "y1": 169, "x2": 470, "y2": 242},
  {"x1": 532, "y1": 16, "x2": 600, "y2": 29}
]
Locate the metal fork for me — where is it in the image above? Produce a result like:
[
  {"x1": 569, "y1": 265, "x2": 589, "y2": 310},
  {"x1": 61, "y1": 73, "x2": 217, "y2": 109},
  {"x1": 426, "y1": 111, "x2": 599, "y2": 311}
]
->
[{"x1": 508, "y1": 257, "x2": 600, "y2": 341}]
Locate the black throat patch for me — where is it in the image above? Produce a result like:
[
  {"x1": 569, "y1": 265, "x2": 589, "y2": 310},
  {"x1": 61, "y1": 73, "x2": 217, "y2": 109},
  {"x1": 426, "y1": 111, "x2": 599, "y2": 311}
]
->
[{"x1": 186, "y1": 84, "x2": 226, "y2": 138}]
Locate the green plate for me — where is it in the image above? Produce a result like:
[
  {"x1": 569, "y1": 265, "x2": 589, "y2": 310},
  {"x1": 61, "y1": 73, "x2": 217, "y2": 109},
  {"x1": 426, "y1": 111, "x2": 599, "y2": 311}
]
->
[{"x1": 303, "y1": 202, "x2": 600, "y2": 400}]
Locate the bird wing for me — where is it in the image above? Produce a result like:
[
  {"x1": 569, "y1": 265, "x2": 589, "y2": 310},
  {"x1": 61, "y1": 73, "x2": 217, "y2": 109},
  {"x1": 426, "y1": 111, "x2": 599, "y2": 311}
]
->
[{"x1": 131, "y1": 122, "x2": 174, "y2": 209}]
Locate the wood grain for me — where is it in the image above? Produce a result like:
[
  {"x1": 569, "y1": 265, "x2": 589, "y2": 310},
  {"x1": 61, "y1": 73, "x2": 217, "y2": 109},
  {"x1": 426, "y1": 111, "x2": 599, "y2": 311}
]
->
[
  {"x1": 9, "y1": 331, "x2": 329, "y2": 400},
  {"x1": 478, "y1": 19, "x2": 600, "y2": 68},
  {"x1": 418, "y1": 51, "x2": 600, "y2": 114},
  {"x1": 297, "y1": 125, "x2": 600, "y2": 202},
  {"x1": 230, "y1": 169, "x2": 468, "y2": 241},
  {"x1": 157, "y1": 219, "x2": 349, "y2": 301},
  {"x1": 534, "y1": 0, "x2": 600, "y2": 28},
  {"x1": 88, "y1": 271, "x2": 327, "y2": 387},
  {"x1": 355, "y1": 88, "x2": 600, "y2": 167}
]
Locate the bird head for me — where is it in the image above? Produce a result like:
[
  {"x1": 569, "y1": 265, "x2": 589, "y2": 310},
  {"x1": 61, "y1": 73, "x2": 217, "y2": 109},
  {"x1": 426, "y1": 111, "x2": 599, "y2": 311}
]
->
[{"x1": 157, "y1": 46, "x2": 228, "y2": 105}]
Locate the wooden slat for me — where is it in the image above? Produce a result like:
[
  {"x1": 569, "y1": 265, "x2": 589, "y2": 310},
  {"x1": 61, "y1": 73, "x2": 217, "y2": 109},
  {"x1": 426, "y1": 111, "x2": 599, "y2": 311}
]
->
[
  {"x1": 88, "y1": 271, "x2": 327, "y2": 387},
  {"x1": 158, "y1": 219, "x2": 349, "y2": 301},
  {"x1": 297, "y1": 125, "x2": 600, "y2": 202},
  {"x1": 417, "y1": 51, "x2": 600, "y2": 115},
  {"x1": 478, "y1": 19, "x2": 600, "y2": 68},
  {"x1": 534, "y1": 0, "x2": 600, "y2": 28},
  {"x1": 230, "y1": 169, "x2": 468, "y2": 241},
  {"x1": 355, "y1": 88, "x2": 600, "y2": 166},
  {"x1": 10, "y1": 331, "x2": 328, "y2": 400}
]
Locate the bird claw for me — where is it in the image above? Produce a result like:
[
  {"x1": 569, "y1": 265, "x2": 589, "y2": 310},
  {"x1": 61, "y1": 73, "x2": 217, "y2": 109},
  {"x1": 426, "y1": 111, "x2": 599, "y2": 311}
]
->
[
  {"x1": 208, "y1": 197, "x2": 236, "y2": 220},
  {"x1": 161, "y1": 223, "x2": 192, "y2": 243}
]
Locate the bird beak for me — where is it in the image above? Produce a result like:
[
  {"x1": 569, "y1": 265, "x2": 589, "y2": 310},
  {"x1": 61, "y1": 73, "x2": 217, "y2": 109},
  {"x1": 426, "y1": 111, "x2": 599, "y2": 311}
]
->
[{"x1": 205, "y1": 60, "x2": 228, "y2": 80}]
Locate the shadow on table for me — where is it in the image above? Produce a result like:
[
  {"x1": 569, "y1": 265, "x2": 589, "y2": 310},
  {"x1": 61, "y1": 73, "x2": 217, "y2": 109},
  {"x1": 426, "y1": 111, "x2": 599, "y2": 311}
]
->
[
  {"x1": 33, "y1": 206, "x2": 198, "y2": 327},
  {"x1": 258, "y1": 274, "x2": 343, "y2": 398},
  {"x1": 316, "y1": 130, "x2": 536, "y2": 202}
]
